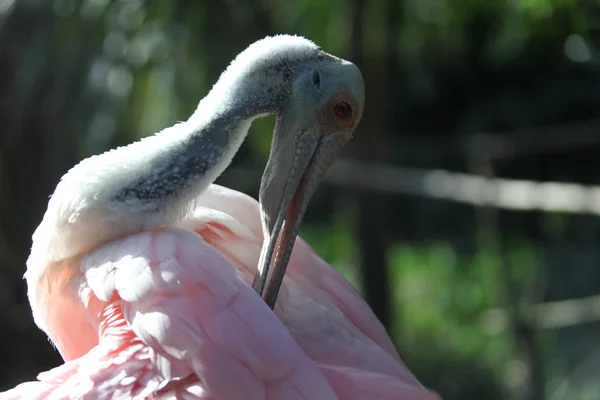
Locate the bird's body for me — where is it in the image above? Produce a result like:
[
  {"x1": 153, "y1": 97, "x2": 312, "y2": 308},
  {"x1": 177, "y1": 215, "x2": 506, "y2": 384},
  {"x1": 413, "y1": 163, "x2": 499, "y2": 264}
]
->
[
  {"x1": 3, "y1": 185, "x2": 431, "y2": 399},
  {"x1": 1, "y1": 35, "x2": 438, "y2": 399}
]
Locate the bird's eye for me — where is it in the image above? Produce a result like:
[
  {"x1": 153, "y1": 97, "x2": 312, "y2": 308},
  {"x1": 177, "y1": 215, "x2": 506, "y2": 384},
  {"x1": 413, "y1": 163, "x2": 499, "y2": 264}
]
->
[
  {"x1": 333, "y1": 101, "x2": 352, "y2": 120},
  {"x1": 312, "y1": 70, "x2": 321, "y2": 90}
]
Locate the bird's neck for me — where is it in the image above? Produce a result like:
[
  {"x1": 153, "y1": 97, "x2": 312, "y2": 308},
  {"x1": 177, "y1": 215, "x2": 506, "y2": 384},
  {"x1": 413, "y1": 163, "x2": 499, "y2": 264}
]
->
[
  {"x1": 28, "y1": 62, "x2": 283, "y2": 268},
  {"x1": 113, "y1": 75, "x2": 281, "y2": 211},
  {"x1": 27, "y1": 48, "x2": 289, "y2": 332},
  {"x1": 112, "y1": 112, "x2": 253, "y2": 210}
]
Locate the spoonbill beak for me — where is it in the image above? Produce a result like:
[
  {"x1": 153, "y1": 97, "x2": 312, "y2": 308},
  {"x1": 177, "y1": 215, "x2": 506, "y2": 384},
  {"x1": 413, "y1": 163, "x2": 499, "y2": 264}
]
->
[{"x1": 252, "y1": 61, "x2": 364, "y2": 309}]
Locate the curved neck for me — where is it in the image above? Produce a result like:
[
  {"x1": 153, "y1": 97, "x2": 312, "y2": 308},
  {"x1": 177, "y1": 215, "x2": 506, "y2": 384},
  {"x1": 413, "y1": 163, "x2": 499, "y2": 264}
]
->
[
  {"x1": 111, "y1": 70, "x2": 285, "y2": 214},
  {"x1": 109, "y1": 43, "x2": 303, "y2": 217}
]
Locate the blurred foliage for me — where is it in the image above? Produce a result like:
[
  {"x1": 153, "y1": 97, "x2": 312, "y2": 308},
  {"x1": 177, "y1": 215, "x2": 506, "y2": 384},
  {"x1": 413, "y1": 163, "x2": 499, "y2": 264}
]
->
[{"x1": 2, "y1": 0, "x2": 600, "y2": 399}]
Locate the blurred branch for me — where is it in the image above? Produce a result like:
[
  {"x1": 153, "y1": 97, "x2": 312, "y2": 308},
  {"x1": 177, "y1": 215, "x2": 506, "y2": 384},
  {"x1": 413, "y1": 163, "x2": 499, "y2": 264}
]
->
[
  {"x1": 326, "y1": 160, "x2": 600, "y2": 215},
  {"x1": 481, "y1": 294, "x2": 600, "y2": 331}
]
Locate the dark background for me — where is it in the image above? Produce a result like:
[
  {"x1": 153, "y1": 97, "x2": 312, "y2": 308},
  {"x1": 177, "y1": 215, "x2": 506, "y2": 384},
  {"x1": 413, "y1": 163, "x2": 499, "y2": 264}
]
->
[{"x1": 1, "y1": 1, "x2": 600, "y2": 399}]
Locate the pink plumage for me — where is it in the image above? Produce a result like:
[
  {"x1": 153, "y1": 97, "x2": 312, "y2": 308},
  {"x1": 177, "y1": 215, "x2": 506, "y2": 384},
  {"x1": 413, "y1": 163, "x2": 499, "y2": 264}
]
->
[{"x1": 2, "y1": 185, "x2": 438, "y2": 400}]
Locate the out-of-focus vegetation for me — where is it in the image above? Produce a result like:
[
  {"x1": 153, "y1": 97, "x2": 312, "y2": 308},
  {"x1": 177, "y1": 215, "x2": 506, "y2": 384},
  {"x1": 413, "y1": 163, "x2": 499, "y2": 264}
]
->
[{"x1": 2, "y1": 0, "x2": 600, "y2": 399}]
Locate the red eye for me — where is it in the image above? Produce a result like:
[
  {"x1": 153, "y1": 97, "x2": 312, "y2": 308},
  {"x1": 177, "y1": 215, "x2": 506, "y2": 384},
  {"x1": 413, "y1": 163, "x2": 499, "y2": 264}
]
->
[{"x1": 333, "y1": 101, "x2": 352, "y2": 120}]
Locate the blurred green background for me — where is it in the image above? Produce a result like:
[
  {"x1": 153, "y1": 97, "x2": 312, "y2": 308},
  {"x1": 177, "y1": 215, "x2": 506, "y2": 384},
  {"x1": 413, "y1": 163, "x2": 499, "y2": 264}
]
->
[{"x1": 1, "y1": 0, "x2": 600, "y2": 399}]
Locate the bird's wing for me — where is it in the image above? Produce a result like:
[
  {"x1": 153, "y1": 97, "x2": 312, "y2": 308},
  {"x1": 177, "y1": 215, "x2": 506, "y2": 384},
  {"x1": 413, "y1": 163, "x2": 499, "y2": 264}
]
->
[
  {"x1": 277, "y1": 237, "x2": 422, "y2": 385},
  {"x1": 192, "y1": 185, "x2": 432, "y2": 392},
  {"x1": 287, "y1": 237, "x2": 401, "y2": 358},
  {"x1": 196, "y1": 185, "x2": 407, "y2": 358},
  {"x1": 81, "y1": 227, "x2": 338, "y2": 400}
]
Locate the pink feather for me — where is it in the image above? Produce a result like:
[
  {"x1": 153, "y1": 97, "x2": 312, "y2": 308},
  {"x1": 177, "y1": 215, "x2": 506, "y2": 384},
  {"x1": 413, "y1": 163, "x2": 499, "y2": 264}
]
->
[{"x1": 1, "y1": 185, "x2": 439, "y2": 399}]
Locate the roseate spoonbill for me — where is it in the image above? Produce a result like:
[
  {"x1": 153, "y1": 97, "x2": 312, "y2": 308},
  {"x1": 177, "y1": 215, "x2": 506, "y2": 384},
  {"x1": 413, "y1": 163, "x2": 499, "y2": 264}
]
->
[{"x1": 1, "y1": 36, "x2": 439, "y2": 399}]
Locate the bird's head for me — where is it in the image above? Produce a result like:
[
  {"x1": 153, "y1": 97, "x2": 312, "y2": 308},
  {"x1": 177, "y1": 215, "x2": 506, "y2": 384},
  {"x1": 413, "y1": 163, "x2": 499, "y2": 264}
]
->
[{"x1": 240, "y1": 35, "x2": 365, "y2": 306}]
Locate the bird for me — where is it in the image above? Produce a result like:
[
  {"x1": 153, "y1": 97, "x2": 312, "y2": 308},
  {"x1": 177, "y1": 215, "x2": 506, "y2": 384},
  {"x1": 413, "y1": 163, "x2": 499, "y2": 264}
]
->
[{"x1": 1, "y1": 35, "x2": 439, "y2": 399}]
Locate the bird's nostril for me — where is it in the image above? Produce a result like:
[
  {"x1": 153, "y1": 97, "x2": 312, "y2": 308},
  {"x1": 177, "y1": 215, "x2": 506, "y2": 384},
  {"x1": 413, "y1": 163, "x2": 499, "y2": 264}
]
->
[{"x1": 312, "y1": 70, "x2": 321, "y2": 90}]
